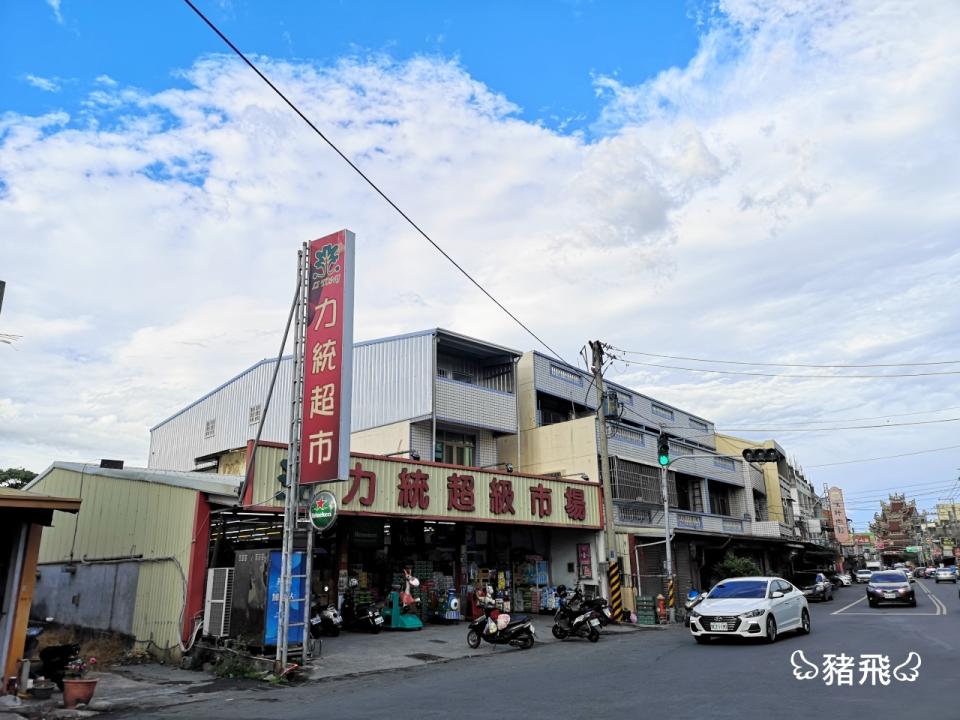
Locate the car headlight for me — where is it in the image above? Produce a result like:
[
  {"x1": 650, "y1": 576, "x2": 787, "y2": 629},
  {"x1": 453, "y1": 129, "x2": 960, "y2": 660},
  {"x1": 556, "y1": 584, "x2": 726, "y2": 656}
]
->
[{"x1": 739, "y1": 608, "x2": 765, "y2": 618}]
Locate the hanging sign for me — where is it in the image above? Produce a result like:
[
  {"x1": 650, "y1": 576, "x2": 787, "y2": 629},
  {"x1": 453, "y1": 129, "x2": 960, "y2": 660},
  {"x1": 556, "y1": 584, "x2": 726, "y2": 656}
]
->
[
  {"x1": 300, "y1": 230, "x2": 355, "y2": 484},
  {"x1": 310, "y1": 490, "x2": 339, "y2": 532}
]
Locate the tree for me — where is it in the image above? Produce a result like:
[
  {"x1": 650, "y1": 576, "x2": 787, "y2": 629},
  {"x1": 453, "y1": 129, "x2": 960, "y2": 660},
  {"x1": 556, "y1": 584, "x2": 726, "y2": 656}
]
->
[
  {"x1": 0, "y1": 467, "x2": 37, "y2": 489},
  {"x1": 711, "y1": 552, "x2": 761, "y2": 585}
]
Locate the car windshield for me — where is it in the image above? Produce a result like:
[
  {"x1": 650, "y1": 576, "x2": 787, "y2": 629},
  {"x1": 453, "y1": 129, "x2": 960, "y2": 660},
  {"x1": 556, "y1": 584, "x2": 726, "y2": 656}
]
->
[
  {"x1": 870, "y1": 572, "x2": 906, "y2": 583},
  {"x1": 708, "y1": 580, "x2": 768, "y2": 599},
  {"x1": 792, "y1": 574, "x2": 817, "y2": 584}
]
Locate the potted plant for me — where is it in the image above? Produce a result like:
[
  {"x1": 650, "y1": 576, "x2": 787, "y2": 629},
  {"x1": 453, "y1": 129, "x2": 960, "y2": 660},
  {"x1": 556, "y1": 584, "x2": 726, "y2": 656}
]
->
[{"x1": 62, "y1": 656, "x2": 98, "y2": 709}]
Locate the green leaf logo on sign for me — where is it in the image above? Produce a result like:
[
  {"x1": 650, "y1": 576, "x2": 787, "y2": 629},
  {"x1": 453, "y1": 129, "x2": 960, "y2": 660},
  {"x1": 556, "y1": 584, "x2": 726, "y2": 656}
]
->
[{"x1": 310, "y1": 490, "x2": 338, "y2": 532}]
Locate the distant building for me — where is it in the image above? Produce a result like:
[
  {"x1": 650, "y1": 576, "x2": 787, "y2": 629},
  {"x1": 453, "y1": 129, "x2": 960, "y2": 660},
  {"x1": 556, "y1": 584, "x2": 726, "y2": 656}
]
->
[{"x1": 827, "y1": 487, "x2": 851, "y2": 545}]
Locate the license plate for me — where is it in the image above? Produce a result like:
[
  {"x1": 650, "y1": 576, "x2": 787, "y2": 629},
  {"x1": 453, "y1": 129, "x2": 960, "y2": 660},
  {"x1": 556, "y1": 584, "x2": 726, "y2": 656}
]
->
[
  {"x1": 374, "y1": 616, "x2": 384, "y2": 625},
  {"x1": 883, "y1": 593, "x2": 896, "y2": 599},
  {"x1": 589, "y1": 618, "x2": 600, "y2": 627},
  {"x1": 710, "y1": 622, "x2": 728, "y2": 631}
]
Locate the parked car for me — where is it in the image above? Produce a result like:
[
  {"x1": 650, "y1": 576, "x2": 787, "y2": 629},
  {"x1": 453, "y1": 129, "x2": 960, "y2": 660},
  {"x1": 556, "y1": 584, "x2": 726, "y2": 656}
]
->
[
  {"x1": 792, "y1": 572, "x2": 834, "y2": 601},
  {"x1": 854, "y1": 569, "x2": 873, "y2": 583},
  {"x1": 825, "y1": 571, "x2": 851, "y2": 587},
  {"x1": 935, "y1": 568, "x2": 957, "y2": 584},
  {"x1": 913, "y1": 567, "x2": 926, "y2": 579},
  {"x1": 866, "y1": 571, "x2": 916, "y2": 607},
  {"x1": 924, "y1": 567, "x2": 937, "y2": 578},
  {"x1": 689, "y1": 577, "x2": 810, "y2": 644}
]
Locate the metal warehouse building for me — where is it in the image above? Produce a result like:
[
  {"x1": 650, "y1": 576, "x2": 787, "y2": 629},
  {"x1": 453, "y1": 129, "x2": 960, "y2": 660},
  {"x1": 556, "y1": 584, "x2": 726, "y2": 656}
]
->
[{"x1": 26, "y1": 463, "x2": 241, "y2": 655}]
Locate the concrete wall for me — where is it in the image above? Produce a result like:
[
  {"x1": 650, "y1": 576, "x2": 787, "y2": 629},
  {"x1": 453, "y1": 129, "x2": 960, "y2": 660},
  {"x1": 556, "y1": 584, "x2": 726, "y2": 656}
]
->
[
  {"x1": 33, "y1": 562, "x2": 139, "y2": 635},
  {"x1": 551, "y1": 529, "x2": 601, "y2": 595},
  {"x1": 351, "y1": 420, "x2": 413, "y2": 456},
  {"x1": 501, "y1": 415, "x2": 597, "y2": 480}
]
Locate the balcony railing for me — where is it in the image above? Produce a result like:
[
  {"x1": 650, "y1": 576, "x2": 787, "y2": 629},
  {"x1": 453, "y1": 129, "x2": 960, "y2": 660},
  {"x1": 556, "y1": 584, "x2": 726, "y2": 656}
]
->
[
  {"x1": 613, "y1": 501, "x2": 752, "y2": 536},
  {"x1": 434, "y1": 377, "x2": 517, "y2": 434}
]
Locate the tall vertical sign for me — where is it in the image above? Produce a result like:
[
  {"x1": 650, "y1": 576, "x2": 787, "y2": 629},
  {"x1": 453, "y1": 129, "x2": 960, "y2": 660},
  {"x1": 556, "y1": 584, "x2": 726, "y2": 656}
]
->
[{"x1": 300, "y1": 230, "x2": 355, "y2": 484}]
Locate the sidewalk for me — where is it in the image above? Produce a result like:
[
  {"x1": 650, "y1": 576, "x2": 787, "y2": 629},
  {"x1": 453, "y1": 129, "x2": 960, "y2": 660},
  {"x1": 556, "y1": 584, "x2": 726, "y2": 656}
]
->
[
  {"x1": 306, "y1": 617, "x2": 661, "y2": 681},
  {"x1": 2, "y1": 620, "x2": 661, "y2": 716}
]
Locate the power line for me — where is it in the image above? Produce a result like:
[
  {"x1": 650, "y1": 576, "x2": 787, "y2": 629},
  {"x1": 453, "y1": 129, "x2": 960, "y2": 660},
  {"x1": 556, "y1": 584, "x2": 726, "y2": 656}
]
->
[
  {"x1": 731, "y1": 406, "x2": 960, "y2": 428},
  {"x1": 614, "y1": 358, "x2": 960, "y2": 379},
  {"x1": 612, "y1": 348, "x2": 960, "y2": 369},
  {"x1": 182, "y1": 0, "x2": 567, "y2": 364},
  {"x1": 715, "y1": 417, "x2": 960, "y2": 432},
  {"x1": 807, "y1": 444, "x2": 960, "y2": 468}
]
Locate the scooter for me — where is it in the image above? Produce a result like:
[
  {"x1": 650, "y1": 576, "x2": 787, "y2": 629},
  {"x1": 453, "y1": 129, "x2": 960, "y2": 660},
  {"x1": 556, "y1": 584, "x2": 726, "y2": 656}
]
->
[
  {"x1": 340, "y1": 579, "x2": 384, "y2": 633},
  {"x1": 37, "y1": 642, "x2": 81, "y2": 691},
  {"x1": 466, "y1": 597, "x2": 535, "y2": 650},
  {"x1": 683, "y1": 589, "x2": 705, "y2": 628},
  {"x1": 310, "y1": 601, "x2": 343, "y2": 638},
  {"x1": 552, "y1": 585, "x2": 602, "y2": 642}
]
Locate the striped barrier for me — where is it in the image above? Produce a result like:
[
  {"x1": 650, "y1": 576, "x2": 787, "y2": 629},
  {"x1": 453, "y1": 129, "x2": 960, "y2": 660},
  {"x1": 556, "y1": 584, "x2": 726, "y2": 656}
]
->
[{"x1": 608, "y1": 560, "x2": 624, "y2": 622}]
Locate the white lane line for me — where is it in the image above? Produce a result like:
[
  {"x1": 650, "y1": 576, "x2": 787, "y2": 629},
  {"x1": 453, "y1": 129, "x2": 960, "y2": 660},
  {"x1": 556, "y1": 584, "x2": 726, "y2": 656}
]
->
[
  {"x1": 832, "y1": 595, "x2": 867, "y2": 615},
  {"x1": 839, "y1": 612, "x2": 941, "y2": 616},
  {"x1": 916, "y1": 582, "x2": 947, "y2": 615}
]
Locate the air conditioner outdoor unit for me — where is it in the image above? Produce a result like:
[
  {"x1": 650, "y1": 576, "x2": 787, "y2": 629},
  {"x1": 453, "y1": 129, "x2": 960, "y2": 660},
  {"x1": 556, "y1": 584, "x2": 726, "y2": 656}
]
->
[{"x1": 203, "y1": 567, "x2": 234, "y2": 637}]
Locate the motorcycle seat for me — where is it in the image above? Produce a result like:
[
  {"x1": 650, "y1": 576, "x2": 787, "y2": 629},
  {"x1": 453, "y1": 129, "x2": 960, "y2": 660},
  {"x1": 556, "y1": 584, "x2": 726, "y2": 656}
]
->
[{"x1": 505, "y1": 615, "x2": 530, "y2": 625}]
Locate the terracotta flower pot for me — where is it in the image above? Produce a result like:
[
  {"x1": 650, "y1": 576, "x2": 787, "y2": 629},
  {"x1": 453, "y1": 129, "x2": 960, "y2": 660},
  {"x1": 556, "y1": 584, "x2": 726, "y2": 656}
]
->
[{"x1": 62, "y1": 678, "x2": 98, "y2": 709}]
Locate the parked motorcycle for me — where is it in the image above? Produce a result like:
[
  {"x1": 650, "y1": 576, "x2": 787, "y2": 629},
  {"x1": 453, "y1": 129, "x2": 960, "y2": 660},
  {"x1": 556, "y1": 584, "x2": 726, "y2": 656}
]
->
[
  {"x1": 683, "y1": 589, "x2": 705, "y2": 628},
  {"x1": 341, "y1": 578, "x2": 384, "y2": 633},
  {"x1": 466, "y1": 596, "x2": 535, "y2": 650},
  {"x1": 552, "y1": 585, "x2": 602, "y2": 642},
  {"x1": 310, "y1": 601, "x2": 343, "y2": 638},
  {"x1": 581, "y1": 594, "x2": 614, "y2": 626}
]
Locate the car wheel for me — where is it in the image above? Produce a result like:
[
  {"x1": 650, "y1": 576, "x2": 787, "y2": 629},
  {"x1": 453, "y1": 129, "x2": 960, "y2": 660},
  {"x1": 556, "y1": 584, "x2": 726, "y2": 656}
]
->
[
  {"x1": 694, "y1": 635, "x2": 710, "y2": 644},
  {"x1": 909, "y1": 598, "x2": 917, "y2": 607},
  {"x1": 765, "y1": 616, "x2": 778, "y2": 643},
  {"x1": 868, "y1": 599, "x2": 877, "y2": 608},
  {"x1": 799, "y1": 608, "x2": 811, "y2": 635}
]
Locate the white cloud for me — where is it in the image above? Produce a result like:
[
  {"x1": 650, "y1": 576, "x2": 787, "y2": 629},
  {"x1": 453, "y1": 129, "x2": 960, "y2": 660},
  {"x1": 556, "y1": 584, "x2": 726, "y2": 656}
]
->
[
  {"x1": 24, "y1": 74, "x2": 61, "y2": 93},
  {"x1": 46, "y1": 0, "x2": 63, "y2": 24},
  {"x1": 1, "y1": 1, "x2": 959, "y2": 527}
]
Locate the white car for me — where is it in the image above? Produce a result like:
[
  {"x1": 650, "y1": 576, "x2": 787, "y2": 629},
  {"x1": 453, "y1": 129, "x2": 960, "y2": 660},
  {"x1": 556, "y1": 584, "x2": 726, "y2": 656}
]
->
[
  {"x1": 835, "y1": 573, "x2": 852, "y2": 586},
  {"x1": 689, "y1": 576, "x2": 810, "y2": 644},
  {"x1": 934, "y1": 568, "x2": 957, "y2": 584},
  {"x1": 854, "y1": 569, "x2": 873, "y2": 583}
]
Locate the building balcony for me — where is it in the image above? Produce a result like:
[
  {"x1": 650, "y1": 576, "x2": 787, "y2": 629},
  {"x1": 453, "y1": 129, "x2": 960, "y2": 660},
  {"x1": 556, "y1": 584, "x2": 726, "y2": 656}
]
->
[
  {"x1": 752, "y1": 520, "x2": 798, "y2": 539},
  {"x1": 613, "y1": 501, "x2": 752, "y2": 536},
  {"x1": 434, "y1": 377, "x2": 517, "y2": 434}
]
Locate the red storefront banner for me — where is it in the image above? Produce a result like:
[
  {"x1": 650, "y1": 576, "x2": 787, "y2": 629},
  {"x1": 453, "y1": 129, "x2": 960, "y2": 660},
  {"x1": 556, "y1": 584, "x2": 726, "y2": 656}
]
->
[{"x1": 299, "y1": 230, "x2": 354, "y2": 484}]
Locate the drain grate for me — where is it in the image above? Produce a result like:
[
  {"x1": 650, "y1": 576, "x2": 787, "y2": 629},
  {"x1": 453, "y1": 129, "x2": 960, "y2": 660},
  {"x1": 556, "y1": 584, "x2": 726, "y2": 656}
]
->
[{"x1": 406, "y1": 653, "x2": 446, "y2": 662}]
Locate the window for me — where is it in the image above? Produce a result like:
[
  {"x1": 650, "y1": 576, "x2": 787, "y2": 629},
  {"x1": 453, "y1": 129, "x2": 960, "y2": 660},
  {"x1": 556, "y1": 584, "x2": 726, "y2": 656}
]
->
[
  {"x1": 689, "y1": 418, "x2": 708, "y2": 432},
  {"x1": 651, "y1": 404, "x2": 674, "y2": 421},
  {"x1": 434, "y1": 430, "x2": 475, "y2": 466},
  {"x1": 204, "y1": 419, "x2": 216, "y2": 439},
  {"x1": 549, "y1": 364, "x2": 583, "y2": 386},
  {"x1": 713, "y1": 456, "x2": 735, "y2": 471},
  {"x1": 709, "y1": 484, "x2": 731, "y2": 516},
  {"x1": 615, "y1": 427, "x2": 646, "y2": 446},
  {"x1": 248, "y1": 404, "x2": 262, "y2": 425}
]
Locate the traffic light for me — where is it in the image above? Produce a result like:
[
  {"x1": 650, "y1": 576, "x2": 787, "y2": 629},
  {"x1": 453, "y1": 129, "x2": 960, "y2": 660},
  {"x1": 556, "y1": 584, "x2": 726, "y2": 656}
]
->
[
  {"x1": 657, "y1": 435, "x2": 670, "y2": 466},
  {"x1": 277, "y1": 458, "x2": 289, "y2": 487},
  {"x1": 741, "y1": 448, "x2": 784, "y2": 464}
]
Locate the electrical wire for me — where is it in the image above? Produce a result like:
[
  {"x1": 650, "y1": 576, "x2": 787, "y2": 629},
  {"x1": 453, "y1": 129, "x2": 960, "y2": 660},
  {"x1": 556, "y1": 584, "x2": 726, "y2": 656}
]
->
[
  {"x1": 807, "y1": 444, "x2": 960, "y2": 468},
  {"x1": 715, "y1": 417, "x2": 960, "y2": 432},
  {"x1": 182, "y1": 0, "x2": 567, "y2": 365},
  {"x1": 614, "y1": 357, "x2": 960, "y2": 379},
  {"x1": 612, "y1": 348, "x2": 960, "y2": 369},
  {"x1": 722, "y1": 406, "x2": 960, "y2": 428}
]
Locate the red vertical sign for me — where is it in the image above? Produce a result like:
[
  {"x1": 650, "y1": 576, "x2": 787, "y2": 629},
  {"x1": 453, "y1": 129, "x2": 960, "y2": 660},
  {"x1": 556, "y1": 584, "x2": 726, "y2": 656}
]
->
[{"x1": 300, "y1": 230, "x2": 354, "y2": 484}]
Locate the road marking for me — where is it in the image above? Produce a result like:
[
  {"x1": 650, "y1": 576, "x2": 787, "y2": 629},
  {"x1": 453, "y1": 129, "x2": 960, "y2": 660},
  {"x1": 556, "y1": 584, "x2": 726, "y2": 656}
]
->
[
  {"x1": 917, "y1": 582, "x2": 948, "y2": 615},
  {"x1": 831, "y1": 595, "x2": 867, "y2": 615},
  {"x1": 838, "y1": 612, "x2": 941, "y2": 616}
]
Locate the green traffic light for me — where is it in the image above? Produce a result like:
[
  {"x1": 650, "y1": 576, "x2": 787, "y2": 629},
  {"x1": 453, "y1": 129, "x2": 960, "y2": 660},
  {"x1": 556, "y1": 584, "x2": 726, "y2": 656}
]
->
[{"x1": 658, "y1": 454, "x2": 670, "y2": 466}]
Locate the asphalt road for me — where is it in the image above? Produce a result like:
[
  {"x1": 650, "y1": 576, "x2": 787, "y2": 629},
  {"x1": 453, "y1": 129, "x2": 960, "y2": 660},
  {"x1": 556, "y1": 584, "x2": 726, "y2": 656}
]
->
[{"x1": 119, "y1": 578, "x2": 959, "y2": 720}]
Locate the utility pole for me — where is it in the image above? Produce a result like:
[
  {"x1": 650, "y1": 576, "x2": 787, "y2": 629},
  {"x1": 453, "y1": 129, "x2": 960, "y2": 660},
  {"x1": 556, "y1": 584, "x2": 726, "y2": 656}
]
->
[
  {"x1": 658, "y1": 457, "x2": 675, "y2": 623},
  {"x1": 589, "y1": 340, "x2": 623, "y2": 621}
]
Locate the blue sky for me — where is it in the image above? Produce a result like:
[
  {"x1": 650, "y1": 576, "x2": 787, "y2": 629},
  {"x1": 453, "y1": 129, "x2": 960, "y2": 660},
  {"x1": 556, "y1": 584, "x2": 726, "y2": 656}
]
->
[
  {"x1": 2, "y1": 0, "x2": 700, "y2": 133},
  {"x1": 2, "y1": 1, "x2": 960, "y2": 530}
]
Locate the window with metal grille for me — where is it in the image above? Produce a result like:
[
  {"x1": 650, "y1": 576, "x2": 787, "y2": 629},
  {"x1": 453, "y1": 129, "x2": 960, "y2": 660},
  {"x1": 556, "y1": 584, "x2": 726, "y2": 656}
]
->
[
  {"x1": 689, "y1": 418, "x2": 708, "y2": 432},
  {"x1": 610, "y1": 457, "x2": 663, "y2": 504},
  {"x1": 248, "y1": 404, "x2": 261, "y2": 425},
  {"x1": 651, "y1": 404, "x2": 674, "y2": 420},
  {"x1": 434, "y1": 430, "x2": 475, "y2": 466},
  {"x1": 713, "y1": 456, "x2": 735, "y2": 471},
  {"x1": 549, "y1": 363, "x2": 583, "y2": 385},
  {"x1": 204, "y1": 419, "x2": 216, "y2": 439}
]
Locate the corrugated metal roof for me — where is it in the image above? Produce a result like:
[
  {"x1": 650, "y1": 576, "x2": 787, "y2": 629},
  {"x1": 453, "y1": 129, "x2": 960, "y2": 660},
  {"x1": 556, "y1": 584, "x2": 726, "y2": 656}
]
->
[{"x1": 28, "y1": 462, "x2": 242, "y2": 503}]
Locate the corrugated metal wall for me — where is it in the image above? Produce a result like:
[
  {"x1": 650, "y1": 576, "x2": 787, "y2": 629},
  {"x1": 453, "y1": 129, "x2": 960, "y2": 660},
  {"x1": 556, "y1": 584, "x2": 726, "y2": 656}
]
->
[
  {"x1": 250, "y1": 444, "x2": 287, "y2": 509},
  {"x1": 150, "y1": 333, "x2": 434, "y2": 471},
  {"x1": 30, "y1": 467, "x2": 197, "y2": 651}
]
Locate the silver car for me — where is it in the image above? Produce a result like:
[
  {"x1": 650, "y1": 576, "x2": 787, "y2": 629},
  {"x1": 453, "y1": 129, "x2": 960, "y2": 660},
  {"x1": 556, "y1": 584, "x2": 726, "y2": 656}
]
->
[{"x1": 934, "y1": 567, "x2": 957, "y2": 584}]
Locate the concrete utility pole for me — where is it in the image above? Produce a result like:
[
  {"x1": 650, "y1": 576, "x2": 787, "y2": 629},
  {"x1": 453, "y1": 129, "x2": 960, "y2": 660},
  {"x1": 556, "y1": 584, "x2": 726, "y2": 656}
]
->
[
  {"x1": 589, "y1": 340, "x2": 623, "y2": 621},
  {"x1": 659, "y1": 460, "x2": 675, "y2": 623}
]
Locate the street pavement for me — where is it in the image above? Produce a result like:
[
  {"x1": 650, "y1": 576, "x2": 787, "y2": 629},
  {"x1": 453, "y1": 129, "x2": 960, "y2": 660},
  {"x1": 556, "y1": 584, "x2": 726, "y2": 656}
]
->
[{"x1": 114, "y1": 578, "x2": 959, "y2": 720}]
